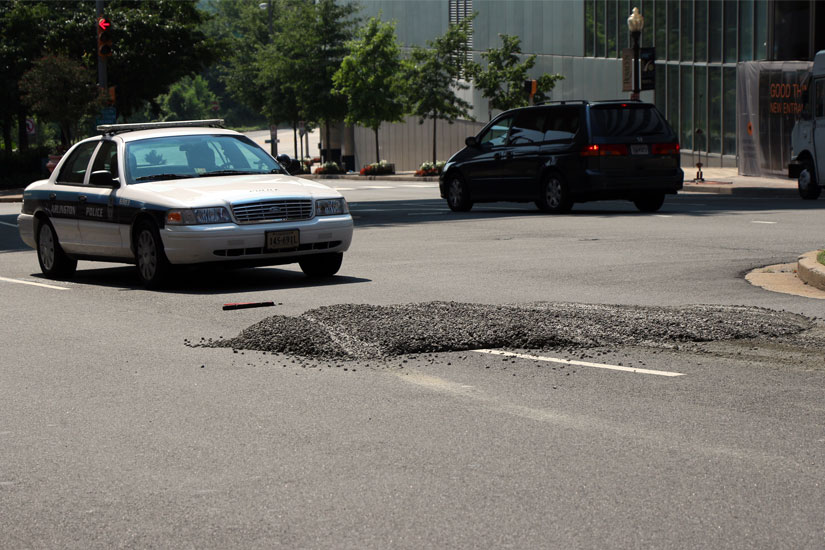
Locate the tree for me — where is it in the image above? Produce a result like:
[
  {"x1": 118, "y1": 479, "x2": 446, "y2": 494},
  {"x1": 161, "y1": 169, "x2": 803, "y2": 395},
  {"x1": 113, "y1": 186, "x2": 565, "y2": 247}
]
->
[
  {"x1": 467, "y1": 34, "x2": 564, "y2": 120},
  {"x1": 19, "y1": 55, "x2": 106, "y2": 148},
  {"x1": 304, "y1": 0, "x2": 359, "y2": 162},
  {"x1": 333, "y1": 17, "x2": 405, "y2": 164},
  {"x1": 0, "y1": 1, "x2": 50, "y2": 152},
  {"x1": 401, "y1": 16, "x2": 475, "y2": 165},
  {"x1": 158, "y1": 75, "x2": 219, "y2": 121}
]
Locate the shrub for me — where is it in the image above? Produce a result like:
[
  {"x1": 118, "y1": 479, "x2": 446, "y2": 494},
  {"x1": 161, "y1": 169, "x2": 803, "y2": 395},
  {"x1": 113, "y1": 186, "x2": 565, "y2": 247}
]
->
[
  {"x1": 359, "y1": 160, "x2": 395, "y2": 176},
  {"x1": 415, "y1": 160, "x2": 446, "y2": 176},
  {"x1": 0, "y1": 146, "x2": 51, "y2": 189},
  {"x1": 315, "y1": 161, "x2": 345, "y2": 175}
]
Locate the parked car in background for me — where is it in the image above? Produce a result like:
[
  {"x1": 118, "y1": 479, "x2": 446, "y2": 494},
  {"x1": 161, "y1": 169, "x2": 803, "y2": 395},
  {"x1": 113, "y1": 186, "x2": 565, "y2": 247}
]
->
[
  {"x1": 440, "y1": 100, "x2": 683, "y2": 213},
  {"x1": 789, "y1": 50, "x2": 825, "y2": 200},
  {"x1": 17, "y1": 120, "x2": 353, "y2": 288}
]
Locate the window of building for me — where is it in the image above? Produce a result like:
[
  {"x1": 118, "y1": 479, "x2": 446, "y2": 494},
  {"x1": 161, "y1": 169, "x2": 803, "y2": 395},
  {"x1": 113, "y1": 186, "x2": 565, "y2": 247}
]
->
[
  {"x1": 680, "y1": 0, "x2": 693, "y2": 61},
  {"x1": 724, "y1": 0, "x2": 737, "y2": 62},
  {"x1": 680, "y1": 65, "x2": 693, "y2": 148},
  {"x1": 755, "y1": 0, "x2": 767, "y2": 59},
  {"x1": 708, "y1": 0, "x2": 723, "y2": 62},
  {"x1": 667, "y1": 0, "x2": 679, "y2": 60},
  {"x1": 654, "y1": 0, "x2": 666, "y2": 55},
  {"x1": 596, "y1": 0, "x2": 606, "y2": 57},
  {"x1": 739, "y1": 0, "x2": 754, "y2": 61},
  {"x1": 694, "y1": 66, "x2": 707, "y2": 152},
  {"x1": 694, "y1": 0, "x2": 707, "y2": 62},
  {"x1": 607, "y1": 0, "x2": 618, "y2": 57},
  {"x1": 709, "y1": 67, "x2": 722, "y2": 153},
  {"x1": 723, "y1": 67, "x2": 737, "y2": 155},
  {"x1": 585, "y1": 0, "x2": 595, "y2": 56},
  {"x1": 618, "y1": 0, "x2": 630, "y2": 54}
]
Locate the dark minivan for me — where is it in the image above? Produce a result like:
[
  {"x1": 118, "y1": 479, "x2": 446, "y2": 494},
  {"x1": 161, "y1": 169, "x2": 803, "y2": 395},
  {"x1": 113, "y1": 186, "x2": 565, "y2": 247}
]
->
[{"x1": 439, "y1": 100, "x2": 683, "y2": 213}]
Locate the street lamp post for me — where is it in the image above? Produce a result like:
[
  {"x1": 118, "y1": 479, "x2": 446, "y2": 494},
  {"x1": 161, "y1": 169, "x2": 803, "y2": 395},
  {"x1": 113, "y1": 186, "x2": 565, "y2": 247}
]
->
[{"x1": 627, "y1": 7, "x2": 644, "y2": 101}]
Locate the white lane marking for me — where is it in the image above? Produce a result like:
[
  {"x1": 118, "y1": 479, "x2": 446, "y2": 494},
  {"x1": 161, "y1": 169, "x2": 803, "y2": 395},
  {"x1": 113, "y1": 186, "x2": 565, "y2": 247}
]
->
[
  {"x1": 400, "y1": 184, "x2": 439, "y2": 188},
  {"x1": 0, "y1": 220, "x2": 17, "y2": 228},
  {"x1": 359, "y1": 185, "x2": 394, "y2": 189},
  {"x1": 655, "y1": 214, "x2": 673, "y2": 218},
  {"x1": 333, "y1": 187, "x2": 354, "y2": 191},
  {"x1": 473, "y1": 349, "x2": 684, "y2": 377},
  {"x1": 407, "y1": 212, "x2": 448, "y2": 216},
  {"x1": 752, "y1": 220, "x2": 777, "y2": 224},
  {"x1": 0, "y1": 276, "x2": 70, "y2": 290}
]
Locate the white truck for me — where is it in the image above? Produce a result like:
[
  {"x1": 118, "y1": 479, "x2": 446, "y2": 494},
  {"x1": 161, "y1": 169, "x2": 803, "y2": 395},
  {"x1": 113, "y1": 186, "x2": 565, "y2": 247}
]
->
[{"x1": 789, "y1": 50, "x2": 825, "y2": 199}]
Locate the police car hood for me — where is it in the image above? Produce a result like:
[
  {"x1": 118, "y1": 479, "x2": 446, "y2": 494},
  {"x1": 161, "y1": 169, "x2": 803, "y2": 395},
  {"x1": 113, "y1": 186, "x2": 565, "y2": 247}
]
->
[{"x1": 129, "y1": 174, "x2": 341, "y2": 207}]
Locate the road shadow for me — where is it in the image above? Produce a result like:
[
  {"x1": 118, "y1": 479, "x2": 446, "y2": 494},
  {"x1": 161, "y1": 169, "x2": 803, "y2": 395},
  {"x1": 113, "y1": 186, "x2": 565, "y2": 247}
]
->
[
  {"x1": 28, "y1": 264, "x2": 371, "y2": 295},
  {"x1": 349, "y1": 194, "x2": 825, "y2": 228}
]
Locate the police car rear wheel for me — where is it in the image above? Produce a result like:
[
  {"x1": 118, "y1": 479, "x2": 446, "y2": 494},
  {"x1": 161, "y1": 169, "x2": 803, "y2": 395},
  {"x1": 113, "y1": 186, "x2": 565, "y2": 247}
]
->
[
  {"x1": 134, "y1": 222, "x2": 170, "y2": 287},
  {"x1": 37, "y1": 219, "x2": 77, "y2": 278}
]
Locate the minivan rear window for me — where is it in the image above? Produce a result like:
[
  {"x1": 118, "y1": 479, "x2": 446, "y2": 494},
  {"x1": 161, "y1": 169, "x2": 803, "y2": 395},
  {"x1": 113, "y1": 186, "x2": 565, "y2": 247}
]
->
[{"x1": 589, "y1": 105, "x2": 672, "y2": 138}]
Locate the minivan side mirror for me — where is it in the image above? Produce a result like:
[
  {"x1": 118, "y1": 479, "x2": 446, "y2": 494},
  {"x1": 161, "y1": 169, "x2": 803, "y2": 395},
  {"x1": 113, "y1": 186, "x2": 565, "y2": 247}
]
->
[
  {"x1": 465, "y1": 136, "x2": 479, "y2": 147},
  {"x1": 89, "y1": 169, "x2": 118, "y2": 188}
]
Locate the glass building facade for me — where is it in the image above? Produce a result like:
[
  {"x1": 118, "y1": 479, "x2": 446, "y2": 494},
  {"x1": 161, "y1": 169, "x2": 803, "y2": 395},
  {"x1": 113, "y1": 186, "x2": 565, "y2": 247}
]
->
[{"x1": 583, "y1": 0, "x2": 825, "y2": 161}]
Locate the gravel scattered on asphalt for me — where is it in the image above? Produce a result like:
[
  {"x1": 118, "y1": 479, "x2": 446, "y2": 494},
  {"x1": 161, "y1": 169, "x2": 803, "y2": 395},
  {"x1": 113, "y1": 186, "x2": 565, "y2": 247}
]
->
[{"x1": 199, "y1": 301, "x2": 814, "y2": 360}]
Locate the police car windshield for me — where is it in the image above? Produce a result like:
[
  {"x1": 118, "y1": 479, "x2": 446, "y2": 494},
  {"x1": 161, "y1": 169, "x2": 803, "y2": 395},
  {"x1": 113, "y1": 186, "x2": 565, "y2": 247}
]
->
[{"x1": 125, "y1": 134, "x2": 285, "y2": 184}]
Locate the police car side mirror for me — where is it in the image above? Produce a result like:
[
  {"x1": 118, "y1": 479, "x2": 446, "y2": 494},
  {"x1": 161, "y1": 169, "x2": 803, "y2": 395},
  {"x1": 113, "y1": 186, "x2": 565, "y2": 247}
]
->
[{"x1": 90, "y1": 170, "x2": 118, "y2": 188}]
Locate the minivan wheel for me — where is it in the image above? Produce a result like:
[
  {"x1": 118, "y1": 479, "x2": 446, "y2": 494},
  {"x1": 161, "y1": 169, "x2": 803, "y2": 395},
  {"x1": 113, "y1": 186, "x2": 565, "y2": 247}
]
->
[
  {"x1": 134, "y1": 221, "x2": 171, "y2": 288},
  {"x1": 446, "y1": 174, "x2": 473, "y2": 212},
  {"x1": 536, "y1": 173, "x2": 572, "y2": 213},
  {"x1": 633, "y1": 192, "x2": 666, "y2": 213},
  {"x1": 798, "y1": 161, "x2": 821, "y2": 200},
  {"x1": 36, "y1": 218, "x2": 77, "y2": 279}
]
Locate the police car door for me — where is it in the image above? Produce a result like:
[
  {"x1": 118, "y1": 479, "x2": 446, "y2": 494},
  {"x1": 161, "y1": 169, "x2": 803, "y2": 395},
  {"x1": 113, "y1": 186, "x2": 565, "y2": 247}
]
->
[
  {"x1": 49, "y1": 141, "x2": 99, "y2": 253},
  {"x1": 76, "y1": 140, "x2": 131, "y2": 258}
]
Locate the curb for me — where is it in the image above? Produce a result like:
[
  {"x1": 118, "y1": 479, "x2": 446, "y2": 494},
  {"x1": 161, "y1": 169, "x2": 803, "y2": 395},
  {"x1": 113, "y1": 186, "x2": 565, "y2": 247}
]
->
[{"x1": 797, "y1": 251, "x2": 825, "y2": 291}]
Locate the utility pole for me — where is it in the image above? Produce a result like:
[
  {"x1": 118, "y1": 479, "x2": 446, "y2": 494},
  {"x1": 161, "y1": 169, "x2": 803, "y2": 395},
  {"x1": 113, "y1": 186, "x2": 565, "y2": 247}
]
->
[{"x1": 96, "y1": 0, "x2": 107, "y2": 90}]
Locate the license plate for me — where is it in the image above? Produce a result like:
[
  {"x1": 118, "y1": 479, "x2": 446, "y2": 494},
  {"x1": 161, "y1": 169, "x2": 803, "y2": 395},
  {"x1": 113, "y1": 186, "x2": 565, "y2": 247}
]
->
[
  {"x1": 630, "y1": 144, "x2": 649, "y2": 155},
  {"x1": 265, "y1": 230, "x2": 299, "y2": 251}
]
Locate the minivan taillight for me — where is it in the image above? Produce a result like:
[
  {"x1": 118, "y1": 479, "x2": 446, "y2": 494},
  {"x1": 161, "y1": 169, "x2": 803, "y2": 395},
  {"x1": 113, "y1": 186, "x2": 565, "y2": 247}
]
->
[
  {"x1": 580, "y1": 144, "x2": 628, "y2": 157},
  {"x1": 652, "y1": 143, "x2": 680, "y2": 155}
]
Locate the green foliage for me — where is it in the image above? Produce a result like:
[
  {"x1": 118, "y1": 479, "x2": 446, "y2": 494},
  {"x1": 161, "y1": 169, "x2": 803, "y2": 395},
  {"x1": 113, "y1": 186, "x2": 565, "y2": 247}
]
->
[
  {"x1": 157, "y1": 75, "x2": 219, "y2": 121},
  {"x1": 333, "y1": 16, "x2": 404, "y2": 163},
  {"x1": 467, "y1": 34, "x2": 564, "y2": 119},
  {"x1": 400, "y1": 15, "x2": 475, "y2": 164},
  {"x1": 19, "y1": 55, "x2": 107, "y2": 147},
  {"x1": 0, "y1": 146, "x2": 50, "y2": 190}
]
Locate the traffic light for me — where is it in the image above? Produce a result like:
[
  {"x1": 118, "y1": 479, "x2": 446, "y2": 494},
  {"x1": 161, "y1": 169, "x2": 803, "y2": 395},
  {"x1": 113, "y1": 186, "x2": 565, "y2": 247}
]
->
[{"x1": 97, "y1": 17, "x2": 112, "y2": 59}]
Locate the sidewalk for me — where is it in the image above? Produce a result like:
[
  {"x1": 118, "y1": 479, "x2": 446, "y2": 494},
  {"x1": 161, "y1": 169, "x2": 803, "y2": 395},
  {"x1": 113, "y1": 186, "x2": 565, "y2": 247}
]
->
[{"x1": 0, "y1": 167, "x2": 798, "y2": 203}]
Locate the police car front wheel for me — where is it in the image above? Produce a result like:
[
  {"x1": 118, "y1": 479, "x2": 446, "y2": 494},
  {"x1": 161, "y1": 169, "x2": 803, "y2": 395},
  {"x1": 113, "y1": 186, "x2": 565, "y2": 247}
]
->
[
  {"x1": 134, "y1": 221, "x2": 170, "y2": 288},
  {"x1": 37, "y1": 218, "x2": 77, "y2": 279}
]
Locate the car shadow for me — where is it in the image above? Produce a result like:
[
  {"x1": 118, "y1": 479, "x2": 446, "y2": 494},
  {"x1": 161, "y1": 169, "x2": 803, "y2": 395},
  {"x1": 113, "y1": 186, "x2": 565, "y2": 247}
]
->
[{"x1": 29, "y1": 264, "x2": 371, "y2": 294}]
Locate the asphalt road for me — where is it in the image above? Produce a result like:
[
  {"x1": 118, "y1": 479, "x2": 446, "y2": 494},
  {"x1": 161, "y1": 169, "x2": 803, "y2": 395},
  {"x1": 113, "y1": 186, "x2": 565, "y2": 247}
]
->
[{"x1": 2, "y1": 183, "x2": 825, "y2": 549}]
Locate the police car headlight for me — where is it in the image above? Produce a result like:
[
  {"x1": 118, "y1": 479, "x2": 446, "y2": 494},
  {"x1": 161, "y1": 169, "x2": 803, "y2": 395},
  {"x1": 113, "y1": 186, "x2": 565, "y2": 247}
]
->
[
  {"x1": 315, "y1": 198, "x2": 348, "y2": 216},
  {"x1": 166, "y1": 207, "x2": 233, "y2": 225}
]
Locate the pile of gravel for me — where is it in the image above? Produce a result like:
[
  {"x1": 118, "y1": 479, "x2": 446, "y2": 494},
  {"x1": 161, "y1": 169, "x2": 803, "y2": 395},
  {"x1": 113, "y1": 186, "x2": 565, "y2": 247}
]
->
[{"x1": 203, "y1": 302, "x2": 812, "y2": 359}]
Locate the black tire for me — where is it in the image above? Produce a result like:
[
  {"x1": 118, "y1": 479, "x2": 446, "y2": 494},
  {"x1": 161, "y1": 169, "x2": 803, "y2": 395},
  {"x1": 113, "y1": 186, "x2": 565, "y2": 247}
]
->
[
  {"x1": 798, "y1": 160, "x2": 821, "y2": 200},
  {"x1": 133, "y1": 221, "x2": 171, "y2": 288},
  {"x1": 446, "y1": 174, "x2": 473, "y2": 212},
  {"x1": 633, "y1": 192, "x2": 666, "y2": 213},
  {"x1": 536, "y1": 172, "x2": 573, "y2": 213},
  {"x1": 299, "y1": 252, "x2": 343, "y2": 278},
  {"x1": 36, "y1": 218, "x2": 77, "y2": 279}
]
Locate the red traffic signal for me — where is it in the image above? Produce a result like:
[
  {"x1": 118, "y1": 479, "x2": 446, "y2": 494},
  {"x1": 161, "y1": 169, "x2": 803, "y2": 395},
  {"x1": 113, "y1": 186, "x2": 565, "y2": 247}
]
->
[{"x1": 97, "y1": 17, "x2": 112, "y2": 59}]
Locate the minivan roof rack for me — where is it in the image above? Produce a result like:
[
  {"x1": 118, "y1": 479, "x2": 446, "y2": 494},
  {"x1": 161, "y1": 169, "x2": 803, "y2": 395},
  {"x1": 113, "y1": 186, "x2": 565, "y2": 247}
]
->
[
  {"x1": 97, "y1": 119, "x2": 225, "y2": 135},
  {"x1": 535, "y1": 100, "x2": 590, "y2": 106}
]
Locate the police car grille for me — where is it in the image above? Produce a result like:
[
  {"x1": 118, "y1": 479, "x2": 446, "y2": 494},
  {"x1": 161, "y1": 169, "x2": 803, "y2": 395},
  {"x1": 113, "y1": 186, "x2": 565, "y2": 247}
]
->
[{"x1": 232, "y1": 200, "x2": 313, "y2": 224}]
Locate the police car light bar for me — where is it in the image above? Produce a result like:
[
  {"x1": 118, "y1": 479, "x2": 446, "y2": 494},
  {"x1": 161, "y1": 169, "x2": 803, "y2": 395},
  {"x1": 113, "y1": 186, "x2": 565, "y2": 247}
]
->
[{"x1": 97, "y1": 119, "x2": 226, "y2": 134}]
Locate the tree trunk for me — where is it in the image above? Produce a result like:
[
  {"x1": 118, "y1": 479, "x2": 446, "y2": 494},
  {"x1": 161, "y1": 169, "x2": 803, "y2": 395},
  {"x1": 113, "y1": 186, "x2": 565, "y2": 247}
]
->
[
  {"x1": 432, "y1": 118, "x2": 437, "y2": 165},
  {"x1": 17, "y1": 110, "x2": 28, "y2": 151},
  {"x1": 374, "y1": 125, "x2": 380, "y2": 164},
  {"x1": 2, "y1": 113, "x2": 12, "y2": 154},
  {"x1": 324, "y1": 119, "x2": 331, "y2": 164},
  {"x1": 292, "y1": 124, "x2": 298, "y2": 160}
]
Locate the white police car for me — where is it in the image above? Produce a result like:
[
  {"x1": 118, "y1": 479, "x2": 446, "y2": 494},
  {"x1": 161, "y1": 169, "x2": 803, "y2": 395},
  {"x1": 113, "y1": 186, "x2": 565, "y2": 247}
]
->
[{"x1": 17, "y1": 120, "x2": 353, "y2": 287}]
